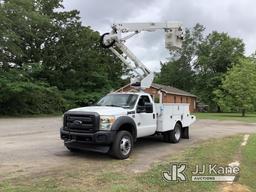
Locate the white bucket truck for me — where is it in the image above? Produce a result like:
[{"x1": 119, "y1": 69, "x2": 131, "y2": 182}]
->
[{"x1": 60, "y1": 22, "x2": 196, "y2": 159}]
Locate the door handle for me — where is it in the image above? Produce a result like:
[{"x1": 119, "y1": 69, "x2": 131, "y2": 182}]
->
[{"x1": 153, "y1": 114, "x2": 155, "y2": 119}]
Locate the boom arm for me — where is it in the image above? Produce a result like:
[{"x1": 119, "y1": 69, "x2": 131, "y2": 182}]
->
[{"x1": 100, "y1": 22, "x2": 184, "y2": 89}]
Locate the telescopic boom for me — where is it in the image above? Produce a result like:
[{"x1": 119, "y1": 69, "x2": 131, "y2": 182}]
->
[{"x1": 100, "y1": 22, "x2": 184, "y2": 89}]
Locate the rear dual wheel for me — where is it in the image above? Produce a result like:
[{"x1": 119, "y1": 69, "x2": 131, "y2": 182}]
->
[{"x1": 163, "y1": 123, "x2": 181, "y2": 143}]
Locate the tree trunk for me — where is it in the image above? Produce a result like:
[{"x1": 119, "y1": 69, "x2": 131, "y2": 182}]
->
[
  {"x1": 217, "y1": 105, "x2": 222, "y2": 113},
  {"x1": 242, "y1": 109, "x2": 245, "y2": 117}
]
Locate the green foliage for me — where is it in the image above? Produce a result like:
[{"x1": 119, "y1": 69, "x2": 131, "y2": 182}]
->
[
  {"x1": 0, "y1": 0, "x2": 124, "y2": 115},
  {"x1": 0, "y1": 68, "x2": 108, "y2": 115},
  {"x1": 214, "y1": 58, "x2": 256, "y2": 116},
  {"x1": 195, "y1": 31, "x2": 244, "y2": 73},
  {"x1": 156, "y1": 24, "x2": 246, "y2": 112},
  {"x1": 61, "y1": 89, "x2": 107, "y2": 110},
  {"x1": 156, "y1": 24, "x2": 205, "y2": 91},
  {"x1": 194, "y1": 32, "x2": 245, "y2": 110},
  {"x1": 0, "y1": 70, "x2": 65, "y2": 115}
]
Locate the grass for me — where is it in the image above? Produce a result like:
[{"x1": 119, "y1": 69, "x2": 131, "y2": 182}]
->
[
  {"x1": 239, "y1": 134, "x2": 256, "y2": 191},
  {"x1": 136, "y1": 135, "x2": 242, "y2": 192},
  {"x1": 194, "y1": 112, "x2": 256, "y2": 123},
  {"x1": 0, "y1": 135, "x2": 245, "y2": 192}
]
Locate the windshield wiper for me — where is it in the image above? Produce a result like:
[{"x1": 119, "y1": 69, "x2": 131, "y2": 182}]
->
[
  {"x1": 93, "y1": 103, "x2": 105, "y2": 106},
  {"x1": 121, "y1": 106, "x2": 130, "y2": 109},
  {"x1": 105, "y1": 104, "x2": 121, "y2": 107}
]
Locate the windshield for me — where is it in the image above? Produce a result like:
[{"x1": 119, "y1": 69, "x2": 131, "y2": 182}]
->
[{"x1": 96, "y1": 94, "x2": 138, "y2": 109}]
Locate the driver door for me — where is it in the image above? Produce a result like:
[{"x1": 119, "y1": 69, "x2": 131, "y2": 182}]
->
[{"x1": 134, "y1": 95, "x2": 156, "y2": 137}]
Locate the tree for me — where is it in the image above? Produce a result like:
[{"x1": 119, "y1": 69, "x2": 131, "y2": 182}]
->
[
  {"x1": 214, "y1": 58, "x2": 256, "y2": 116},
  {"x1": 194, "y1": 31, "x2": 245, "y2": 111},
  {"x1": 155, "y1": 24, "x2": 205, "y2": 91},
  {"x1": 0, "y1": 0, "x2": 55, "y2": 68},
  {"x1": 0, "y1": 0, "x2": 124, "y2": 91},
  {"x1": 0, "y1": 0, "x2": 125, "y2": 115}
]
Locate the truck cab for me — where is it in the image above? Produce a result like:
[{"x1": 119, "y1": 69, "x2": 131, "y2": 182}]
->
[{"x1": 60, "y1": 92, "x2": 196, "y2": 159}]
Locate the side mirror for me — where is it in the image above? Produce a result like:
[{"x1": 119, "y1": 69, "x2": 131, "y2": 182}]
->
[
  {"x1": 145, "y1": 102, "x2": 153, "y2": 113},
  {"x1": 137, "y1": 102, "x2": 153, "y2": 113},
  {"x1": 136, "y1": 106, "x2": 144, "y2": 113}
]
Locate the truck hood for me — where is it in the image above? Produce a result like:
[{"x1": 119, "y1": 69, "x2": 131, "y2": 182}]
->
[{"x1": 68, "y1": 106, "x2": 128, "y2": 116}]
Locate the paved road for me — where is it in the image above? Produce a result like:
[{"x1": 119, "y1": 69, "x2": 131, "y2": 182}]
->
[{"x1": 0, "y1": 117, "x2": 255, "y2": 179}]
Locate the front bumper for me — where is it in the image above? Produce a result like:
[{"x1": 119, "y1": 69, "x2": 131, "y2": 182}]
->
[{"x1": 60, "y1": 128, "x2": 116, "y2": 152}]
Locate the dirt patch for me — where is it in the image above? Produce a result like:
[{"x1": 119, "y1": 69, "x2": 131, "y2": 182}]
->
[{"x1": 222, "y1": 183, "x2": 250, "y2": 192}]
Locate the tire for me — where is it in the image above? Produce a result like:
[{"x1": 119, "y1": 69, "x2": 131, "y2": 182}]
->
[
  {"x1": 163, "y1": 123, "x2": 182, "y2": 143},
  {"x1": 110, "y1": 131, "x2": 133, "y2": 159}
]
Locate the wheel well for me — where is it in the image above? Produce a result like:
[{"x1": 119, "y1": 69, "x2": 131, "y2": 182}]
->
[
  {"x1": 176, "y1": 121, "x2": 182, "y2": 128},
  {"x1": 118, "y1": 123, "x2": 136, "y2": 141}
]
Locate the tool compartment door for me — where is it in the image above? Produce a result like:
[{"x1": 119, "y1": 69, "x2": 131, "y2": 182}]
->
[{"x1": 156, "y1": 104, "x2": 176, "y2": 132}]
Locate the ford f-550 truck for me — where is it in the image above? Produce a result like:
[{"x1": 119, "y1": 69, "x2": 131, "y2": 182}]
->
[
  {"x1": 60, "y1": 22, "x2": 196, "y2": 159},
  {"x1": 60, "y1": 92, "x2": 196, "y2": 159}
]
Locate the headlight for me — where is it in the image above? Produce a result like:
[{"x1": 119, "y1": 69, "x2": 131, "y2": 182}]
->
[{"x1": 100, "y1": 115, "x2": 116, "y2": 130}]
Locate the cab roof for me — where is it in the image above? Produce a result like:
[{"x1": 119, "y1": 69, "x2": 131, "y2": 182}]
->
[{"x1": 109, "y1": 91, "x2": 149, "y2": 96}]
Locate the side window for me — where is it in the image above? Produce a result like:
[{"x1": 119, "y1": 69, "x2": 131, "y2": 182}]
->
[
  {"x1": 137, "y1": 95, "x2": 153, "y2": 113},
  {"x1": 138, "y1": 96, "x2": 151, "y2": 106}
]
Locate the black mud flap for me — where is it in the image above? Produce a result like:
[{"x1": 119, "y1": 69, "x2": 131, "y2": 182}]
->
[{"x1": 181, "y1": 126, "x2": 189, "y2": 139}]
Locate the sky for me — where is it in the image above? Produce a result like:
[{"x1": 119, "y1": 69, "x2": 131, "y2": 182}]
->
[{"x1": 63, "y1": 0, "x2": 256, "y2": 72}]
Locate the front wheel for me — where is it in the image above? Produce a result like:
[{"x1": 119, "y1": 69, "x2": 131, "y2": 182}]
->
[{"x1": 110, "y1": 131, "x2": 133, "y2": 159}]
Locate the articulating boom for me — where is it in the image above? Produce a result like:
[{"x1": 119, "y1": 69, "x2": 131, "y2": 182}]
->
[{"x1": 100, "y1": 22, "x2": 184, "y2": 89}]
